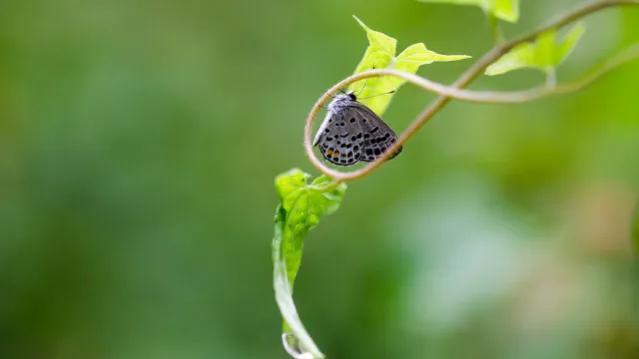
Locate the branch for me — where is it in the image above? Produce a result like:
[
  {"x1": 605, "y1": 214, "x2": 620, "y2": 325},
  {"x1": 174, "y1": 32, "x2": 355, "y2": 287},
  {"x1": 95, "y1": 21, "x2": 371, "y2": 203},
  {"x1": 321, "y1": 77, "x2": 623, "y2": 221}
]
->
[
  {"x1": 304, "y1": 43, "x2": 639, "y2": 106},
  {"x1": 303, "y1": 0, "x2": 639, "y2": 182}
]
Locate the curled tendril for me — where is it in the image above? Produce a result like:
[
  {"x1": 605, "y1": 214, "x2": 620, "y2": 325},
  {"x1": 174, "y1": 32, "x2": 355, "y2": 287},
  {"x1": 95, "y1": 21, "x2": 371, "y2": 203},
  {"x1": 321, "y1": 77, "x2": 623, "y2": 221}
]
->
[
  {"x1": 282, "y1": 334, "x2": 315, "y2": 359},
  {"x1": 304, "y1": 0, "x2": 639, "y2": 183}
]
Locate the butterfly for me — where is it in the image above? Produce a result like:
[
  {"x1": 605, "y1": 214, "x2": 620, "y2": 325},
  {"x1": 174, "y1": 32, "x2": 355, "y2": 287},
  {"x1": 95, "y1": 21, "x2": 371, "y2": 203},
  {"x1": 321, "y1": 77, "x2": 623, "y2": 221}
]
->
[{"x1": 313, "y1": 91, "x2": 402, "y2": 166}]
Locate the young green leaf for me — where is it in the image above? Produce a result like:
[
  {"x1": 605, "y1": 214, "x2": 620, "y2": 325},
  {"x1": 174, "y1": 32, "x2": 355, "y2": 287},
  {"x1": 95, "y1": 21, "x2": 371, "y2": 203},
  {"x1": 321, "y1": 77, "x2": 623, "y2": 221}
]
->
[
  {"x1": 351, "y1": 16, "x2": 396, "y2": 72},
  {"x1": 419, "y1": 0, "x2": 519, "y2": 23},
  {"x1": 485, "y1": 22, "x2": 586, "y2": 76},
  {"x1": 556, "y1": 22, "x2": 587, "y2": 65},
  {"x1": 272, "y1": 169, "x2": 347, "y2": 358},
  {"x1": 350, "y1": 16, "x2": 470, "y2": 116}
]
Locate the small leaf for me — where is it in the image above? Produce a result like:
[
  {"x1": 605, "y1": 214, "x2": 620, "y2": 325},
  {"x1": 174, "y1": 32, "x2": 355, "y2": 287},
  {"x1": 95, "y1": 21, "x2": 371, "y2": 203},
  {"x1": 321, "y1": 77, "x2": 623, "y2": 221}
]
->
[
  {"x1": 485, "y1": 22, "x2": 586, "y2": 76},
  {"x1": 484, "y1": 43, "x2": 535, "y2": 76},
  {"x1": 272, "y1": 169, "x2": 347, "y2": 358},
  {"x1": 419, "y1": 0, "x2": 519, "y2": 23},
  {"x1": 556, "y1": 22, "x2": 586, "y2": 65},
  {"x1": 492, "y1": 0, "x2": 519, "y2": 23},
  {"x1": 352, "y1": 16, "x2": 396, "y2": 70},
  {"x1": 535, "y1": 30, "x2": 557, "y2": 68},
  {"x1": 276, "y1": 171, "x2": 346, "y2": 244},
  {"x1": 350, "y1": 16, "x2": 470, "y2": 115},
  {"x1": 395, "y1": 43, "x2": 471, "y2": 70},
  {"x1": 276, "y1": 168, "x2": 310, "y2": 203}
]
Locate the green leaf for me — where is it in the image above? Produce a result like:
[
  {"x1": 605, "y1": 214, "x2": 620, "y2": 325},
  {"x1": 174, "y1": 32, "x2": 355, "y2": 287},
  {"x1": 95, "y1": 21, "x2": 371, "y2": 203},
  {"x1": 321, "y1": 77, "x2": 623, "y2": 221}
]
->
[
  {"x1": 492, "y1": 0, "x2": 519, "y2": 22},
  {"x1": 349, "y1": 16, "x2": 470, "y2": 116},
  {"x1": 419, "y1": 0, "x2": 519, "y2": 23},
  {"x1": 556, "y1": 22, "x2": 587, "y2": 65},
  {"x1": 272, "y1": 169, "x2": 347, "y2": 358},
  {"x1": 275, "y1": 168, "x2": 310, "y2": 203},
  {"x1": 485, "y1": 22, "x2": 586, "y2": 76},
  {"x1": 352, "y1": 16, "x2": 396, "y2": 72}
]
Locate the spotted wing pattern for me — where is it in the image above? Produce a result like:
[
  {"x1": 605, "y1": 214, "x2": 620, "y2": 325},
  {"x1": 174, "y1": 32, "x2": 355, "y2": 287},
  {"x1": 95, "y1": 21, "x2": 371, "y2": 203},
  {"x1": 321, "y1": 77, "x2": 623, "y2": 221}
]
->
[
  {"x1": 314, "y1": 101, "x2": 402, "y2": 166},
  {"x1": 350, "y1": 103, "x2": 402, "y2": 163}
]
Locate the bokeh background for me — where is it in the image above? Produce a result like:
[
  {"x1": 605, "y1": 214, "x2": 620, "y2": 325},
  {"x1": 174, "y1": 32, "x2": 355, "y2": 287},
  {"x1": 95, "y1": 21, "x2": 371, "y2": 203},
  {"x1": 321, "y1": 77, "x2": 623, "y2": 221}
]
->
[{"x1": 1, "y1": 0, "x2": 638, "y2": 358}]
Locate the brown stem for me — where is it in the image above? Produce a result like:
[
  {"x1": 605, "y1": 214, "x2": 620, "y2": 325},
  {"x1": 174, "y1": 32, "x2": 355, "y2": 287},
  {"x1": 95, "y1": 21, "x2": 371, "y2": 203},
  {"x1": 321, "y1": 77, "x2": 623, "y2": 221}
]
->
[{"x1": 304, "y1": 0, "x2": 639, "y2": 182}]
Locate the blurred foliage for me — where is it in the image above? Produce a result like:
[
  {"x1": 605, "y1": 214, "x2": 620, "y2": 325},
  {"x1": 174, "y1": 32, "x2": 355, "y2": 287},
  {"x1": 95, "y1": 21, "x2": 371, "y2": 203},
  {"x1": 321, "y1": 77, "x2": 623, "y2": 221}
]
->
[
  {"x1": 486, "y1": 22, "x2": 586, "y2": 76},
  {"x1": 0, "y1": 0, "x2": 638, "y2": 358},
  {"x1": 419, "y1": 0, "x2": 520, "y2": 23},
  {"x1": 632, "y1": 205, "x2": 639, "y2": 253}
]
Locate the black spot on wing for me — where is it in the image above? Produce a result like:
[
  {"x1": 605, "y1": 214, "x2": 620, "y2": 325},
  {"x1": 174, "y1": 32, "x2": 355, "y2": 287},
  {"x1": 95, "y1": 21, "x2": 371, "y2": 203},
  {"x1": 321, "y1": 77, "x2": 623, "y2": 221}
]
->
[
  {"x1": 315, "y1": 102, "x2": 398, "y2": 166},
  {"x1": 349, "y1": 105, "x2": 402, "y2": 163}
]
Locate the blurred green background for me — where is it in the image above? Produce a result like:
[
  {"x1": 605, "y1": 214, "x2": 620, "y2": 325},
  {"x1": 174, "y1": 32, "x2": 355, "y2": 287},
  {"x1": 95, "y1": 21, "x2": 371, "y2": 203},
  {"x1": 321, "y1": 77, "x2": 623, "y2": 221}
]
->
[{"x1": 1, "y1": 0, "x2": 638, "y2": 358}]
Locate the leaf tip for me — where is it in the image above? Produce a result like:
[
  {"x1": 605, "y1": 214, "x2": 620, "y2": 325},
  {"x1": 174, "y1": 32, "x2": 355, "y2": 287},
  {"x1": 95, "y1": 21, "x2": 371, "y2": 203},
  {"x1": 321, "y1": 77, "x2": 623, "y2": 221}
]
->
[
  {"x1": 352, "y1": 15, "x2": 368, "y2": 31},
  {"x1": 484, "y1": 66, "x2": 501, "y2": 76}
]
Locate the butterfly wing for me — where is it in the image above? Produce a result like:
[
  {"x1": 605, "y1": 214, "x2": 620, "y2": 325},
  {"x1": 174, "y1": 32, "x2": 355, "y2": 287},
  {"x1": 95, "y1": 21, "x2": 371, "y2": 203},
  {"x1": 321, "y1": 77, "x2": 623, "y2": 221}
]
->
[
  {"x1": 314, "y1": 109, "x2": 363, "y2": 166},
  {"x1": 348, "y1": 103, "x2": 402, "y2": 162},
  {"x1": 314, "y1": 100, "x2": 401, "y2": 166}
]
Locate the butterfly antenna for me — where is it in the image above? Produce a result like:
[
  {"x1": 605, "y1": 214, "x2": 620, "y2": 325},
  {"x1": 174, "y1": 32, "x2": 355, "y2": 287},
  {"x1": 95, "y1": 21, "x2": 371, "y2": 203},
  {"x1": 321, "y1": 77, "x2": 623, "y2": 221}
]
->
[
  {"x1": 356, "y1": 78, "x2": 368, "y2": 96},
  {"x1": 355, "y1": 66, "x2": 375, "y2": 96},
  {"x1": 357, "y1": 89, "x2": 396, "y2": 100}
]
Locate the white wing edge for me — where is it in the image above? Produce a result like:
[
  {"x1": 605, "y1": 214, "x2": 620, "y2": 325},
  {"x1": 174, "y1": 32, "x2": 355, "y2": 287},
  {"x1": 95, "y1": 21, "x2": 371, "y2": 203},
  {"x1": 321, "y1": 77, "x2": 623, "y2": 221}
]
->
[{"x1": 312, "y1": 111, "x2": 333, "y2": 146}]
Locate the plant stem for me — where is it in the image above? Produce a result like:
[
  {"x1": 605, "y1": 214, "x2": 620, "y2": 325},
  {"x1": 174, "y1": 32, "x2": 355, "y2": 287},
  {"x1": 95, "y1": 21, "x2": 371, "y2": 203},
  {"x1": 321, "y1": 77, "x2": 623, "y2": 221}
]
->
[
  {"x1": 304, "y1": 0, "x2": 639, "y2": 182},
  {"x1": 488, "y1": 14, "x2": 504, "y2": 45},
  {"x1": 546, "y1": 68, "x2": 557, "y2": 88}
]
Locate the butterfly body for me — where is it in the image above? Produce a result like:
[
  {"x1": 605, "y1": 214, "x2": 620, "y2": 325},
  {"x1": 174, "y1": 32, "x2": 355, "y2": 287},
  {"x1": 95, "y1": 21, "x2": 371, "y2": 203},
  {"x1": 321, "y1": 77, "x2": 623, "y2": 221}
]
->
[{"x1": 313, "y1": 93, "x2": 402, "y2": 166}]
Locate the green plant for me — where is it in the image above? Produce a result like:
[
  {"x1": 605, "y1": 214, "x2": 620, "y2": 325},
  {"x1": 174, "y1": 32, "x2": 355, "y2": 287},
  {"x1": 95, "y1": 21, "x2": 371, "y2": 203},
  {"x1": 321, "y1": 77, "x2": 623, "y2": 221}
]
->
[{"x1": 272, "y1": 1, "x2": 639, "y2": 357}]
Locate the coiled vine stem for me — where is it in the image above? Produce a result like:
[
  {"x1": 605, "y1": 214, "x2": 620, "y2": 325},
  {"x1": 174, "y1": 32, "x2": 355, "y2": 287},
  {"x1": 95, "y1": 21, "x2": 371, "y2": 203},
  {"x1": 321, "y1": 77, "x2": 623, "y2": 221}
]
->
[{"x1": 303, "y1": 0, "x2": 639, "y2": 182}]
